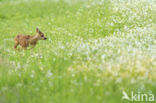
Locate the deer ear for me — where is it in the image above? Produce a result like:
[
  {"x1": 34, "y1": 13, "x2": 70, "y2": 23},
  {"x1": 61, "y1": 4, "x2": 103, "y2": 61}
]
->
[{"x1": 36, "y1": 28, "x2": 40, "y2": 33}]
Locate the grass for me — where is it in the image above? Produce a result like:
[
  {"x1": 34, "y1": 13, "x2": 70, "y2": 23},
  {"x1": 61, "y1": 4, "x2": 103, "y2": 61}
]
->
[{"x1": 0, "y1": 0, "x2": 156, "y2": 103}]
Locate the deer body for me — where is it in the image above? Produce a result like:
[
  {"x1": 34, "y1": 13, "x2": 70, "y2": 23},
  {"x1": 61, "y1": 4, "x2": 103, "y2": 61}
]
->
[{"x1": 14, "y1": 28, "x2": 47, "y2": 50}]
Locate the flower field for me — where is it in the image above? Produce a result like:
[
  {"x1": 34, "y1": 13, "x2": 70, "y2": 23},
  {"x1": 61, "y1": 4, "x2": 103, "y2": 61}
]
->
[{"x1": 0, "y1": 0, "x2": 156, "y2": 103}]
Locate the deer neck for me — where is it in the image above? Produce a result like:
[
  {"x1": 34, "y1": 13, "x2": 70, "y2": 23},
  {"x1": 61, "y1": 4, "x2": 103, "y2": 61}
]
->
[{"x1": 29, "y1": 34, "x2": 39, "y2": 43}]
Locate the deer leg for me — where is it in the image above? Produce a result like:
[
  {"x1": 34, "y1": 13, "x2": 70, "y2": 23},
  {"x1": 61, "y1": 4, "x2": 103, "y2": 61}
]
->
[
  {"x1": 29, "y1": 45, "x2": 36, "y2": 49},
  {"x1": 14, "y1": 40, "x2": 19, "y2": 50},
  {"x1": 21, "y1": 41, "x2": 29, "y2": 50},
  {"x1": 22, "y1": 46, "x2": 27, "y2": 50}
]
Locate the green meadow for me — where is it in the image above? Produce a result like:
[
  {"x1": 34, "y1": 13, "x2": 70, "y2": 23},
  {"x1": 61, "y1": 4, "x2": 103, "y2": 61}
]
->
[{"x1": 0, "y1": 0, "x2": 156, "y2": 103}]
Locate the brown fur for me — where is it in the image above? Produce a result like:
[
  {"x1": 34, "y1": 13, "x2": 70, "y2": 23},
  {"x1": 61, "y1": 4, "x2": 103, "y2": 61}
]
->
[{"x1": 14, "y1": 28, "x2": 47, "y2": 50}]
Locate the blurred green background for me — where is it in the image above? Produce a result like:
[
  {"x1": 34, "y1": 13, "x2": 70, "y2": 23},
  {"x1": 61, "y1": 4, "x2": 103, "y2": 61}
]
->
[{"x1": 0, "y1": 0, "x2": 156, "y2": 103}]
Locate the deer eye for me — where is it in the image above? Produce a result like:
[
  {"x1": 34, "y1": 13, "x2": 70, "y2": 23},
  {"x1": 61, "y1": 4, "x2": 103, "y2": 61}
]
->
[{"x1": 41, "y1": 35, "x2": 44, "y2": 37}]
